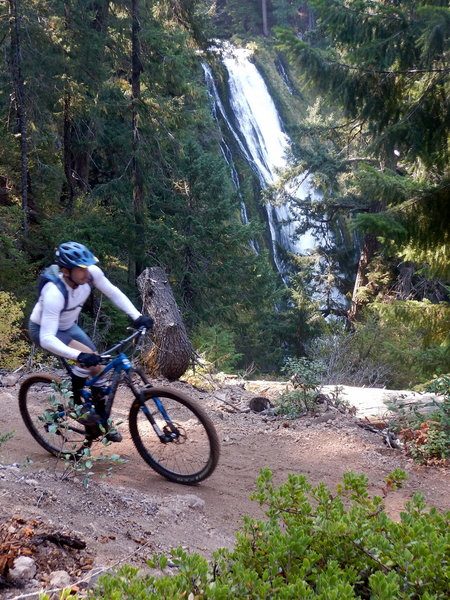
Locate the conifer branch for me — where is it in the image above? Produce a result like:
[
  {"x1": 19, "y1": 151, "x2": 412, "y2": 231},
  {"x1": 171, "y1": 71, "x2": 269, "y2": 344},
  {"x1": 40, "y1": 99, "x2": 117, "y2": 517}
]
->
[{"x1": 327, "y1": 57, "x2": 449, "y2": 75}]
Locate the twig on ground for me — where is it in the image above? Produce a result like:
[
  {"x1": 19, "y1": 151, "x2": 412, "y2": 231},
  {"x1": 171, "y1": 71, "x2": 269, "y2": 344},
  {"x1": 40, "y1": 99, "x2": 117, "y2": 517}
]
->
[{"x1": 357, "y1": 419, "x2": 403, "y2": 450}]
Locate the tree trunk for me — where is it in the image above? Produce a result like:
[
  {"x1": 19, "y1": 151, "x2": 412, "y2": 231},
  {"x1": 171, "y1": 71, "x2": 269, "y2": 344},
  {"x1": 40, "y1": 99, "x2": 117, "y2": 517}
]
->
[
  {"x1": 261, "y1": 0, "x2": 269, "y2": 37},
  {"x1": 62, "y1": 93, "x2": 91, "y2": 210},
  {"x1": 62, "y1": 94, "x2": 76, "y2": 209},
  {"x1": 347, "y1": 232, "x2": 380, "y2": 322},
  {"x1": 8, "y1": 0, "x2": 28, "y2": 235},
  {"x1": 137, "y1": 267, "x2": 194, "y2": 380},
  {"x1": 131, "y1": 0, "x2": 145, "y2": 282}
]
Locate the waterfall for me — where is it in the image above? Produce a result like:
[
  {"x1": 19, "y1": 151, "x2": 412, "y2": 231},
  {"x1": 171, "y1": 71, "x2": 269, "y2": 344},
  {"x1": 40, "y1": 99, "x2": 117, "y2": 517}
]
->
[
  {"x1": 202, "y1": 63, "x2": 259, "y2": 253},
  {"x1": 203, "y1": 45, "x2": 348, "y2": 309},
  {"x1": 205, "y1": 47, "x2": 318, "y2": 280}
]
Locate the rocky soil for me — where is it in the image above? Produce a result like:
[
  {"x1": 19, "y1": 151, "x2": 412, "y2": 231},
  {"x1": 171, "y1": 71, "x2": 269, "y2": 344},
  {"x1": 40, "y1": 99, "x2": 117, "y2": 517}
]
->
[{"x1": 0, "y1": 373, "x2": 449, "y2": 599}]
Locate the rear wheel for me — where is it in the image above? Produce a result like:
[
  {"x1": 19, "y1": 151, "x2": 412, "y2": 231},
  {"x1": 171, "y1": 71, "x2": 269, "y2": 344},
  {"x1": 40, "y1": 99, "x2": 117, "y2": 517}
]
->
[
  {"x1": 18, "y1": 374, "x2": 90, "y2": 457},
  {"x1": 128, "y1": 387, "x2": 220, "y2": 484}
]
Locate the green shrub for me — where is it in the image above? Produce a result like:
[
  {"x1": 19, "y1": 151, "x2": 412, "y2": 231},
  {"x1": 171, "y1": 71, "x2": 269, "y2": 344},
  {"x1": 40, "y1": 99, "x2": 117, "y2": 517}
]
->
[
  {"x1": 389, "y1": 375, "x2": 450, "y2": 464},
  {"x1": 42, "y1": 381, "x2": 126, "y2": 487},
  {"x1": 0, "y1": 291, "x2": 30, "y2": 369},
  {"x1": 309, "y1": 306, "x2": 450, "y2": 389},
  {"x1": 275, "y1": 356, "x2": 326, "y2": 417},
  {"x1": 192, "y1": 323, "x2": 243, "y2": 372},
  {"x1": 48, "y1": 468, "x2": 449, "y2": 599}
]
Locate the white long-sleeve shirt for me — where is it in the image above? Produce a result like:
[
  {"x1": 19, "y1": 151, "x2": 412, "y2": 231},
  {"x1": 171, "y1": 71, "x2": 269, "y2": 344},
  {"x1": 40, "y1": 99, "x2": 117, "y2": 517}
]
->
[{"x1": 29, "y1": 265, "x2": 141, "y2": 360}]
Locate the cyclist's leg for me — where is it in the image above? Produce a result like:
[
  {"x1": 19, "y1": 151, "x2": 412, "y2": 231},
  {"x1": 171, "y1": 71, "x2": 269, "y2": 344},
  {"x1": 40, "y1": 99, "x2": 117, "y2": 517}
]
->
[
  {"x1": 29, "y1": 321, "x2": 97, "y2": 402},
  {"x1": 56, "y1": 325, "x2": 97, "y2": 404},
  {"x1": 64, "y1": 325, "x2": 119, "y2": 439},
  {"x1": 28, "y1": 322, "x2": 116, "y2": 439}
]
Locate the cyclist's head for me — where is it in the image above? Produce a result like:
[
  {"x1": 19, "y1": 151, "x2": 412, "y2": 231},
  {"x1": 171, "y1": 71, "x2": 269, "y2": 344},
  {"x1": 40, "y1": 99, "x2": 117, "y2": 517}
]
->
[{"x1": 55, "y1": 241, "x2": 98, "y2": 269}]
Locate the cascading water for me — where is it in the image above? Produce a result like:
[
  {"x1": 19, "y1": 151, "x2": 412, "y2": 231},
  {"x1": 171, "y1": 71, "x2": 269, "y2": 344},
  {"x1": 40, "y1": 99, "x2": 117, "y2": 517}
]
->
[
  {"x1": 205, "y1": 46, "x2": 318, "y2": 280},
  {"x1": 203, "y1": 44, "x2": 348, "y2": 311},
  {"x1": 203, "y1": 63, "x2": 259, "y2": 253}
]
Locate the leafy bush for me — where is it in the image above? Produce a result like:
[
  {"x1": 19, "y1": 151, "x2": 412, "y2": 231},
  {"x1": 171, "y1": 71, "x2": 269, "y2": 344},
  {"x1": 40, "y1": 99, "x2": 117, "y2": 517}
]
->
[
  {"x1": 0, "y1": 291, "x2": 30, "y2": 369},
  {"x1": 309, "y1": 304, "x2": 450, "y2": 388},
  {"x1": 282, "y1": 356, "x2": 325, "y2": 389},
  {"x1": 275, "y1": 356, "x2": 326, "y2": 417},
  {"x1": 389, "y1": 375, "x2": 450, "y2": 464},
  {"x1": 48, "y1": 468, "x2": 449, "y2": 599},
  {"x1": 43, "y1": 381, "x2": 126, "y2": 486}
]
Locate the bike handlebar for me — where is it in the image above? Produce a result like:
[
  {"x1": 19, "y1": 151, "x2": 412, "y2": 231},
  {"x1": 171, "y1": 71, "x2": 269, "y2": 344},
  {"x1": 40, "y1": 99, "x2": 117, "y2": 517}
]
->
[{"x1": 100, "y1": 326, "x2": 147, "y2": 358}]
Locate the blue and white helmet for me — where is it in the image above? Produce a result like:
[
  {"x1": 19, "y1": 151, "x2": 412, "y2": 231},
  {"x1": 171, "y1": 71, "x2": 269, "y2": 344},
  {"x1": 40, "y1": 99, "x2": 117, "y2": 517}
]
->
[{"x1": 55, "y1": 242, "x2": 98, "y2": 269}]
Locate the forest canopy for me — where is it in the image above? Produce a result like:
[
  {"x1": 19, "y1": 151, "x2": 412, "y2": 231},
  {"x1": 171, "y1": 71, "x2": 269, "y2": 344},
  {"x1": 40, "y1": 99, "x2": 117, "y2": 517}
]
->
[{"x1": 1, "y1": 0, "x2": 448, "y2": 386}]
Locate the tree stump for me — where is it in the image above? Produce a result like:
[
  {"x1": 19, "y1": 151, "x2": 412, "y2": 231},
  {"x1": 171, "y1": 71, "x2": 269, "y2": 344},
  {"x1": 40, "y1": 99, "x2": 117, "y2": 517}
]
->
[{"x1": 137, "y1": 267, "x2": 194, "y2": 380}]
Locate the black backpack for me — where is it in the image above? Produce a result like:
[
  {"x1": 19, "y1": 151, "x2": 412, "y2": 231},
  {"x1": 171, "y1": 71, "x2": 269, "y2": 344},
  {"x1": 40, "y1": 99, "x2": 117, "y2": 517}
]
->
[{"x1": 37, "y1": 265, "x2": 69, "y2": 311}]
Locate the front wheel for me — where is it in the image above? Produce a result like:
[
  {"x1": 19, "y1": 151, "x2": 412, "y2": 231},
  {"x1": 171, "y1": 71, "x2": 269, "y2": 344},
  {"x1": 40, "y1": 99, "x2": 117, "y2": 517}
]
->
[
  {"x1": 18, "y1": 374, "x2": 90, "y2": 457},
  {"x1": 129, "y1": 387, "x2": 220, "y2": 484}
]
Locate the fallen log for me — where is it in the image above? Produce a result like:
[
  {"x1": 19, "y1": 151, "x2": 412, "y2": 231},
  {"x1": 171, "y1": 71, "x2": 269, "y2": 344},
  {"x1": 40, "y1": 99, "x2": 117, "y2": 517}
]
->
[{"x1": 137, "y1": 267, "x2": 194, "y2": 380}]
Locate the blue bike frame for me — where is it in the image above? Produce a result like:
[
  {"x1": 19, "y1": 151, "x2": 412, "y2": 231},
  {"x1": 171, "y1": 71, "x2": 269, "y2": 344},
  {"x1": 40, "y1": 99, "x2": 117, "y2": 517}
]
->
[{"x1": 59, "y1": 327, "x2": 172, "y2": 438}]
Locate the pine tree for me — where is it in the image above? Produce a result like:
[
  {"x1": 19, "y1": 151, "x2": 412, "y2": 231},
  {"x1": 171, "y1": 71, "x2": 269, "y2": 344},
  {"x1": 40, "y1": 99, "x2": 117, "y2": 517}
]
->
[{"x1": 275, "y1": 0, "x2": 449, "y2": 318}]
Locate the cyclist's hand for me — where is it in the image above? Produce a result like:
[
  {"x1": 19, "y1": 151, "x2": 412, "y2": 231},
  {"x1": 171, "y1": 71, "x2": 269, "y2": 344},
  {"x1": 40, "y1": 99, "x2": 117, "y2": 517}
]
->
[
  {"x1": 133, "y1": 315, "x2": 154, "y2": 330},
  {"x1": 77, "y1": 352, "x2": 102, "y2": 367}
]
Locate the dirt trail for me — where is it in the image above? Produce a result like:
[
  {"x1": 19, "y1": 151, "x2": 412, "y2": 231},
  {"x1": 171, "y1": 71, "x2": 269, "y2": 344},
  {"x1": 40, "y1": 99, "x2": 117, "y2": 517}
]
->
[{"x1": 0, "y1": 376, "x2": 449, "y2": 597}]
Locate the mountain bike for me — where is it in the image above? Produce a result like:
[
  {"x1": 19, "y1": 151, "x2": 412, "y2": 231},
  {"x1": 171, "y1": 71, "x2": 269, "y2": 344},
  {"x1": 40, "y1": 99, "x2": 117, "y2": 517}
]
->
[{"x1": 18, "y1": 327, "x2": 220, "y2": 484}]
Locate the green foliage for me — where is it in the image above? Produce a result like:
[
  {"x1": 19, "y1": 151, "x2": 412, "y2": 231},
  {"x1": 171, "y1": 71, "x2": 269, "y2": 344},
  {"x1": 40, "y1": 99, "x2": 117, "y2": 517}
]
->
[
  {"x1": 192, "y1": 323, "x2": 243, "y2": 371},
  {"x1": 282, "y1": 356, "x2": 326, "y2": 388},
  {"x1": 309, "y1": 301, "x2": 450, "y2": 388},
  {"x1": 0, "y1": 0, "x2": 294, "y2": 368},
  {"x1": 42, "y1": 381, "x2": 126, "y2": 486},
  {"x1": 275, "y1": 389, "x2": 320, "y2": 419},
  {"x1": 0, "y1": 430, "x2": 14, "y2": 449},
  {"x1": 388, "y1": 375, "x2": 450, "y2": 464},
  {"x1": 0, "y1": 291, "x2": 30, "y2": 369},
  {"x1": 214, "y1": 0, "x2": 305, "y2": 38},
  {"x1": 274, "y1": 0, "x2": 450, "y2": 315},
  {"x1": 275, "y1": 356, "x2": 326, "y2": 417},
  {"x1": 56, "y1": 468, "x2": 449, "y2": 599}
]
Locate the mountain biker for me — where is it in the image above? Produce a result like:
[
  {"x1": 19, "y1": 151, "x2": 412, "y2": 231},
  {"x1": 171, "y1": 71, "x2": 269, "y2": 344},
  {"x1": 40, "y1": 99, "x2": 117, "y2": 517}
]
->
[{"x1": 28, "y1": 241, "x2": 153, "y2": 442}]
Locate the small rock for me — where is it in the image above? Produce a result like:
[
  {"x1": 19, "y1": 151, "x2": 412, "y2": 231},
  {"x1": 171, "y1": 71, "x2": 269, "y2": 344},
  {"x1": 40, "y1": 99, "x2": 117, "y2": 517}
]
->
[
  {"x1": 49, "y1": 570, "x2": 72, "y2": 588},
  {"x1": 182, "y1": 494, "x2": 205, "y2": 510},
  {"x1": 8, "y1": 556, "x2": 37, "y2": 580},
  {"x1": 314, "y1": 411, "x2": 338, "y2": 424},
  {"x1": 3, "y1": 374, "x2": 19, "y2": 387},
  {"x1": 25, "y1": 478, "x2": 39, "y2": 486}
]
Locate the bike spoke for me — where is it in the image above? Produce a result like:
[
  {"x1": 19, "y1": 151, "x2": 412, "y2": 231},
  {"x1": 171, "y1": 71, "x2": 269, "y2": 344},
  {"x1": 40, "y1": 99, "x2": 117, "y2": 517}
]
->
[
  {"x1": 129, "y1": 387, "x2": 219, "y2": 484},
  {"x1": 19, "y1": 375, "x2": 89, "y2": 457}
]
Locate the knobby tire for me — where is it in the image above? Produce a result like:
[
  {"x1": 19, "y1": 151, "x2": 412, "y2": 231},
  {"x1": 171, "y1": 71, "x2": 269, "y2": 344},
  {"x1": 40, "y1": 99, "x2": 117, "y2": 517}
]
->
[
  {"x1": 18, "y1": 374, "x2": 90, "y2": 458},
  {"x1": 128, "y1": 387, "x2": 220, "y2": 484}
]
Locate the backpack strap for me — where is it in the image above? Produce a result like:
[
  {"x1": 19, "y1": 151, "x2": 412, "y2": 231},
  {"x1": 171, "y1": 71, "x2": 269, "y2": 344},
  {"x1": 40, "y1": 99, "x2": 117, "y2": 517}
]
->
[
  {"x1": 38, "y1": 264, "x2": 94, "y2": 314},
  {"x1": 37, "y1": 265, "x2": 69, "y2": 311}
]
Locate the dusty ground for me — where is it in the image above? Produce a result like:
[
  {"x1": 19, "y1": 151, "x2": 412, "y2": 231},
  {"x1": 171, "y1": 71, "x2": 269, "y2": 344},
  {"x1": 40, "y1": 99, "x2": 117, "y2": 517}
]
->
[{"x1": 0, "y1": 373, "x2": 449, "y2": 598}]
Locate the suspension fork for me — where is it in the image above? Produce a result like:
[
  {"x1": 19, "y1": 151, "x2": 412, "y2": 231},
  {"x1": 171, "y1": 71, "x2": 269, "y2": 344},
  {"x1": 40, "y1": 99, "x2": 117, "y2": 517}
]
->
[{"x1": 136, "y1": 389, "x2": 178, "y2": 443}]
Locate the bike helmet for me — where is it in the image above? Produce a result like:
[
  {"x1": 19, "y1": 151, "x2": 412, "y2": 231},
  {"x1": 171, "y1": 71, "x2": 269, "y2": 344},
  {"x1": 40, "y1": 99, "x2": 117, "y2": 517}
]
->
[{"x1": 55, "y1": 242, "x2": 98, "y2": 269}]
